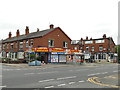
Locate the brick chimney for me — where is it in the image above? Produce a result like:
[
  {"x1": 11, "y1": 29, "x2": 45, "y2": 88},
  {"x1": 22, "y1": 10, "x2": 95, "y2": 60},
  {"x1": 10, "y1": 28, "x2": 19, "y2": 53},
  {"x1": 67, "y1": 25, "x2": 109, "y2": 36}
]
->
[
  {"x1": 86, "y1": 36, "x2": 88, "y2": 40},
  {"x1": 50, "y1": 24, "x2": 54, "y2": 29},
  {"x1": 16, "y1": 29, "x2": 20, "y2": 37},
  {"x1": 103, "y1": 34, "x2": 106, "y2": 38},
  {"x1": 37, "y1": 28, "x2": 39, "y2": 32},
  {"x1": 25, "y1": 26, "x2": 29, "y2": 35},
  {"x1": 81, "y1": 38, "x2": 83, "y2": 41},
  {"x1": 9, "y1": 32, "x2": 12, "y2": 39},
  {"x1": 90, "y1": 37, "x2": 92, "y2": 40}
]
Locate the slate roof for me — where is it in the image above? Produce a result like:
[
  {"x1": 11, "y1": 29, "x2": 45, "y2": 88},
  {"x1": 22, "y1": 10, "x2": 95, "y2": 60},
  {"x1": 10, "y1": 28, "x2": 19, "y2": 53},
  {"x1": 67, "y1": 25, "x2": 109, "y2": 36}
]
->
[{"x1": 3, "y1": 28, "x2": 56, "y2": 43}]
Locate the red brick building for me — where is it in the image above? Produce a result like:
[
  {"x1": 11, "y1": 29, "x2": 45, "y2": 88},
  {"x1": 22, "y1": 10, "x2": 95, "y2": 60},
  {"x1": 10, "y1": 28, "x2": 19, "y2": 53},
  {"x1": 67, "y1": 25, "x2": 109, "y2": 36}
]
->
[
  {"x1": 1, "y1": 24, "x2": 72, "y2": 63},
  {"x1": 71, "y1": 34, "x2": 116, "y2": 62}
]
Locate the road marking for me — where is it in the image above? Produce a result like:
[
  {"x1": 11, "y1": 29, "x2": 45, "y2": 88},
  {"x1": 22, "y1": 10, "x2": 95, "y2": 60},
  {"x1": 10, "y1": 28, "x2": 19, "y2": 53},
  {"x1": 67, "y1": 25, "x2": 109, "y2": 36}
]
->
[
  {"x1": 78, "y1": 80, "x2": 85, "y2": 82},
  {"x1": 58, "y1": 84, "x2": 66, "y2": 87},
  {"x1": 69, "y1": 70, "x2": 73, "y2": 71},
  {"x1": 113, "y1": 71, "x2": 118, "y2": 72},
  {"x1": 88, "y1": 74, "x2": 95, "y2": 76},
  {"x1": 88, "y1": 77, "x2": 119, "y2": 88},
  {"x1": 39, "y1": 79, "x2": 54, "y2": 83},
  {"x1": 0, "y1": 86, "x2": 6, "y2": 88},
  {"x1": 44, "y1": 86, "x2": 54, "y2": 88},
  {"x1": 69, "y1": 82, "x2": 75, "y2": 84},
  {"x1": 101, "y1": 72, "x2": 108, "y2": 74},
  {"x1": 57, "y1": 76, "x2": 76, "y2": 80},
  {"x1": 24, "y1": 73, "x2": 35, "y2": 75},
  {"x1": 76, "y1": 69, "x2": 89, "y2": 71}
]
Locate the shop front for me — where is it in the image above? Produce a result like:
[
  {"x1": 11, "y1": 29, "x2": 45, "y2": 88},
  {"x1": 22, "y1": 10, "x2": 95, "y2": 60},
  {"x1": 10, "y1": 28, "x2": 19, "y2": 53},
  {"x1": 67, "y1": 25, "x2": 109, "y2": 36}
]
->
[{"x1": 26, "y1": 47, "x2": 84, "y2": 64}]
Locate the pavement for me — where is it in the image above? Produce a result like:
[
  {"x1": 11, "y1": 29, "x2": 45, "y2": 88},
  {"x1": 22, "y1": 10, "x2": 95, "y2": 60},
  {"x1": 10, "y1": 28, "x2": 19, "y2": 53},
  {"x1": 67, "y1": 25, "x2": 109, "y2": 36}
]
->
[{"x1": 1, "y1": 62, "x2": 110, "y2": 68}]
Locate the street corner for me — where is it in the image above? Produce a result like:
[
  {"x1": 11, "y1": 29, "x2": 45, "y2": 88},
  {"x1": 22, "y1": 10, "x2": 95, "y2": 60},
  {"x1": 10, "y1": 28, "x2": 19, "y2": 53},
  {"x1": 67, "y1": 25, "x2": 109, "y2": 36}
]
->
[{"x1": 88, "y1": 75, "x2": 119, "y2": 88}]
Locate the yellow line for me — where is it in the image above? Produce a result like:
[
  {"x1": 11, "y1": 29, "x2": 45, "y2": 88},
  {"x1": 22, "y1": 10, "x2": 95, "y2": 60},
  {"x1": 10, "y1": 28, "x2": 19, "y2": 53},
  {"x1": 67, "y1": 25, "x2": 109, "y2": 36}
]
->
[{"x1": 88, "y1": 77, "x2": 119, "y2": 88}]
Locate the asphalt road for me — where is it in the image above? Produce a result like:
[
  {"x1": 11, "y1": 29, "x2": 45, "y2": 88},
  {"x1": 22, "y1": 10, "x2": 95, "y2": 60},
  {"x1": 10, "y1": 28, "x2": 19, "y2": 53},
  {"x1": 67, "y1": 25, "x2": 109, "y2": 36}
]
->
[{"x1": 1, "y1": 63, "x2": 119, "y2": 89}]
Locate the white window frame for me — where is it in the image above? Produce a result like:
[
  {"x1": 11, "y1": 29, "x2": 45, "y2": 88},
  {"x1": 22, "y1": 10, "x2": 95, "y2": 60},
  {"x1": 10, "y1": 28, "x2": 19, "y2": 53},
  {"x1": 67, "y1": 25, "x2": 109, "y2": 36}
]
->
[
  {"x1": 11, "y1": 43, "x2": 13, "y2": 49},
  {"x1": 26, "y1": 40, "x2": 28, "y2": 48},
  {"x1": 7, "y1": 43, "x2": 9, "y2": 49},
  {"x1": 85, "y1": 40, "x2": 93, "y2": 44},
  {"x1": 48, "y1": 39, "x2": 54, "y2": 47},
  {"x1": 99, "y1": 46, "x2": 103, "y2": 51},
  {"x1": 91, "y1": 46, "x2": 94, "y2": 52},
  {"x1": 95, "y1": 40, "x2": 105, "y2": 43},
  {"x1": 20, "y1": 41, "x2": 23, "y2": 49},
  {"x1": 63, "y1": 41, "x2": 68, "y2": 48}
]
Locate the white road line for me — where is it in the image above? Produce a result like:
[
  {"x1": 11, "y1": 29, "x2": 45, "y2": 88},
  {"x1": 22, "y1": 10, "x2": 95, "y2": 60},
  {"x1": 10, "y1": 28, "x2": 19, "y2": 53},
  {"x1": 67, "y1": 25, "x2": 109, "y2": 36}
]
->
[
  {"x1": 57, "y1": 76, "x2": 76, "y2": 80},
  {"x1": 113, "y1": 71, "x2": 118, "y2": 72},
  {"x1": 76, "y1": 69, "x2": 89, "y2": 71},
  {"x1": 39, "y1": 79, "x2": 54, "y2": 83},
  {"x1": 88, "y1": 74, "x2": 95, "y2": 76},
  {"x1": 0, "y1": 86, "x2": 6, "y2": 88},
  {"x1": 58, "y1": 84, "x2": 66, "y2": 87},
  {"x1": 24, "y1": 73, "x2": 35, "y2": 75},
  {"x1": 69, "y1": 82, "x2": 75, "y2": 84},
  {"x1": 101, "y1": 72, "x2": 108, "y2": 74},
  {"x1": 69, "y1": 70, "x2": 73, "y2": 71},
  {"x1": 78, "y1": 80, "x2": 85, "y2": 82},
  {"x1": 44, "y1": 86, "x2": 54, "y2": 88}
]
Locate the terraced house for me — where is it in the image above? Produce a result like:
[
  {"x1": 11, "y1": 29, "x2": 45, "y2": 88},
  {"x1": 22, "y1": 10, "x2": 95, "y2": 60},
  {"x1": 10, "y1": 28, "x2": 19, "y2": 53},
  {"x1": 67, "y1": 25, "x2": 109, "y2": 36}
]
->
[
  {"x1": 1, "y1": 24, "x2": 73, "y2": 63},
  {"x1": 71, "y1": 34, "x2": 116, "y2": 62}
]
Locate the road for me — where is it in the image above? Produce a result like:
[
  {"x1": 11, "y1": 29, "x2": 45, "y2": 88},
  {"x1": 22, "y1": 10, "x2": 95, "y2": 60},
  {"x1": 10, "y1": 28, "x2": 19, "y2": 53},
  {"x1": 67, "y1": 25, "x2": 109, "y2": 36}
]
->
[{"x1": 1, "y1": 63, "x2": 119, "y2": 89}]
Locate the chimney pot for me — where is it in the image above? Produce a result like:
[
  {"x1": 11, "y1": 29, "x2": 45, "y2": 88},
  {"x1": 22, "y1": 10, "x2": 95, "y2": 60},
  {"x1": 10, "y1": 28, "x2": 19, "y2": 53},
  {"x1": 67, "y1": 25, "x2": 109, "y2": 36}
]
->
[{"x1": 50, "y1": 24, "x2": 54, "y2": 29}]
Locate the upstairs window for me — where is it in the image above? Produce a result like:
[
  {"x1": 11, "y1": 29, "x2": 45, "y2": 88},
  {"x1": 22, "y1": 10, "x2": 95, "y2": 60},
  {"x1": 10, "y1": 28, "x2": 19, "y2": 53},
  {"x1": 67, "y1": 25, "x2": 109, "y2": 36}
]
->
[
  {"x1": 20, "y1": 41, "x2": 23, "y2": 49},
  {"x1": 26, "y1": 40, "x2": 28, "y2": 48},
  {"x1": 3, "y1": 44, "x2": 5, "y2": 50},
  {"x1": 48, "y1": 40, "x2": 54, "y2": 47},
  {"x1": 86, "y1": 46, "x2": 89, "y2": 52},
  {"x1": 15, "y1": 42, "x2": 17, "y2": 48},
  {"x1": 91, "y1": 46, "x2": 94, "y2": 52},
  {"x1": 95, "y1": 40, "x2": 104, "y2": 43},
  {"x1": 11, "y1": 43, "x2": 13, "y2": 49},
  {"x1": 85, "y1": 40, "x2": 93, "y2": 44},
  {"x1": 31, "y1": 40, "x2": 33, "y2": 47},
  {"x1": 74, "y1": 46, "x2": 77, "y2": 50},
  {"x1": 7, "y1": 43, "x2": 9, "y2": 49},
  {"x1": 99, "y1": 45, "x2": 103, "y2": 51},
  {"x1": 63, "y1": 41, "x2": 68, "y2": 48}
]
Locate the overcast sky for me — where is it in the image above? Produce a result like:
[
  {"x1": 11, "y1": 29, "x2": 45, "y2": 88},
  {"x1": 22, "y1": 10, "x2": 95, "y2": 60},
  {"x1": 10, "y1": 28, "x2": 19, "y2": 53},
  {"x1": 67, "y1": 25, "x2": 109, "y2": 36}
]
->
[{"x1": 0, "y1": 0, "x2": 119, "y2": 44}]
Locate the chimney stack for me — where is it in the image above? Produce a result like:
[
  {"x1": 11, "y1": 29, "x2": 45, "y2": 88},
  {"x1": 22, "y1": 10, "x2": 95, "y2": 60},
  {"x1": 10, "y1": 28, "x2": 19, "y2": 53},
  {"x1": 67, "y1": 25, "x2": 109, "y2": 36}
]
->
[
  {"x1": 16, "y1": 29, "x2": 20, "y2": 37},
  {"x1": 90, "y1": 37, "x2": 92, "y2": 40},
  {"x1": 9, "y1": 32, "x2": 12, "y2": 39},
  {"x1": 81, "y1": 38, "x2": 83, "y2": 41},
  {"x1": 86, "y1": 36, "x2": 88, "y2": 40},
  {"x1": 50, "y1": 24, "x2": 54, "y2": 29},
  {"x1": 25, "y1": 26, "x2": 29, "y2": 35},
  {"x1": 37, "y1": 28, "x2": 39, "y2": 32},
  {"x1": 103, "y1": 34, "x2": 106, "y2": 38}
]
